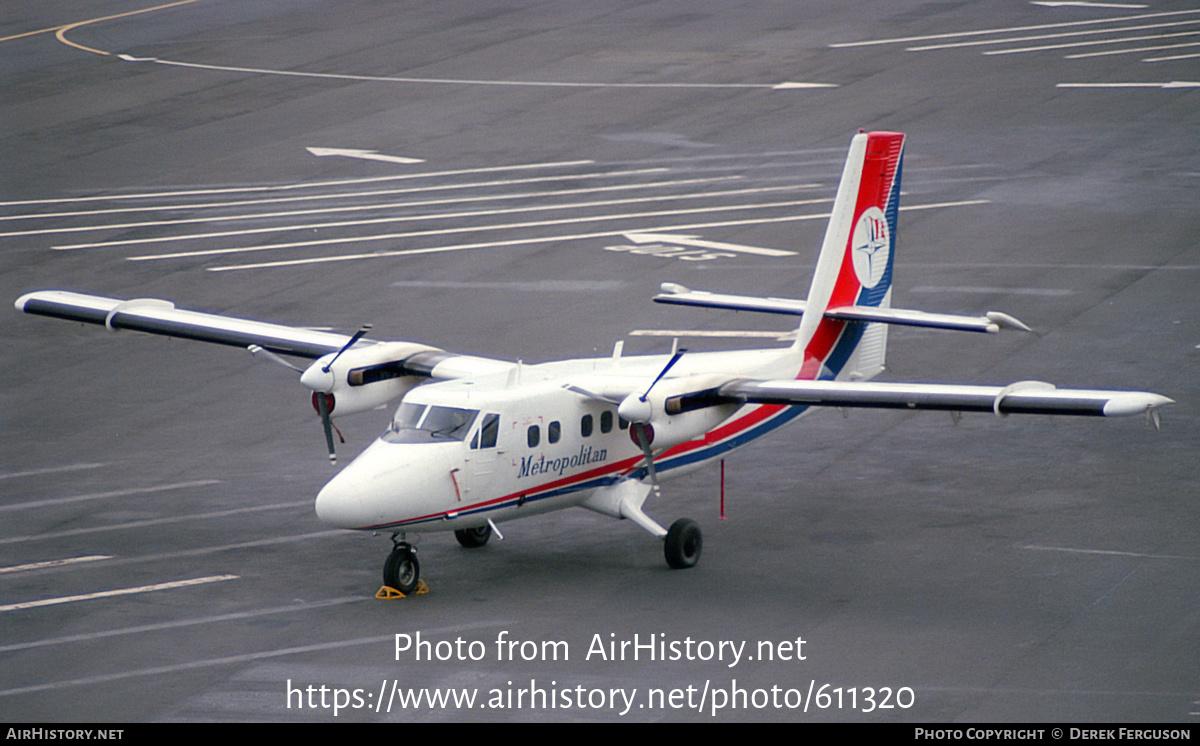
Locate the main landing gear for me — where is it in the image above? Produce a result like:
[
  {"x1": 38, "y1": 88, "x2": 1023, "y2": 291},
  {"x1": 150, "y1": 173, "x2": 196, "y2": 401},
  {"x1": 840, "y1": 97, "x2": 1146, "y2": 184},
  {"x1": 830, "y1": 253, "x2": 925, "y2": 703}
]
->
[
  {"x1": 664, "y1": 518, "x2": 702, "y2": 569},
  {"x1": 454, "y1": 524, "x2": 492, "y2": 548}
]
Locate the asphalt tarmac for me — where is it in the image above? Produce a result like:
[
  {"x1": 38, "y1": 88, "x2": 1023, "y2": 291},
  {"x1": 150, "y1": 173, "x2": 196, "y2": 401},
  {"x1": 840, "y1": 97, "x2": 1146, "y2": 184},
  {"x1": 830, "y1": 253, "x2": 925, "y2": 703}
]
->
[{"x1": 2, "y1": 0, "x2": 1197, "y2": 723}]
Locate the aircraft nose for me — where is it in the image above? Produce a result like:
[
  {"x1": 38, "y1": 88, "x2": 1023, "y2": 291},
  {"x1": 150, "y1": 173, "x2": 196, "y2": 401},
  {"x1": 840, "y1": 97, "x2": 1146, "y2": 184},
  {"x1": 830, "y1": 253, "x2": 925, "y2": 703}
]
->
[
  {"x1": 314, "y1": 440, "x2": 460, "y2": 530},
  {"x1": 315, "y1": 468, "x2": 371, "y2": 529}
]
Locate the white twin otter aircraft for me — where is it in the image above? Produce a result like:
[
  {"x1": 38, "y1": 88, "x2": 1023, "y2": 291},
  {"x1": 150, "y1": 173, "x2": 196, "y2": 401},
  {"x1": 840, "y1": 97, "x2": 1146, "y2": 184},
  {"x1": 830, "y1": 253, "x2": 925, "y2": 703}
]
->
[{"x1": 16, "y1": 131, "x2": 1172, "y2": 595}]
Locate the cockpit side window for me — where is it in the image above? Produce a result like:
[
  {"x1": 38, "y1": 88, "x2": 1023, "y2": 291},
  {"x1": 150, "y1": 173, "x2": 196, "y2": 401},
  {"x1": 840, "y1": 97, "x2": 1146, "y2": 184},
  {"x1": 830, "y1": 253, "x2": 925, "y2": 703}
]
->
[{"x1": 471, "y1": 413, "x2": 500, "y2": 450}]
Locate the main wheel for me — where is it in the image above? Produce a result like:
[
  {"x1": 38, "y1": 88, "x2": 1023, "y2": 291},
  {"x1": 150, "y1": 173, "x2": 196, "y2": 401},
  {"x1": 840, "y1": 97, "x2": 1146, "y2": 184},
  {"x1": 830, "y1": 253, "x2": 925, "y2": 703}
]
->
[
  {"x1": 454, "y1": 525, "x2": 492, "y2": 548},
  {"x1": 664, "y1": 518, "x2": 702, "y2": 569},
  {"x1": 383, "y1": 546, "x2": 421, "y2": 594}
]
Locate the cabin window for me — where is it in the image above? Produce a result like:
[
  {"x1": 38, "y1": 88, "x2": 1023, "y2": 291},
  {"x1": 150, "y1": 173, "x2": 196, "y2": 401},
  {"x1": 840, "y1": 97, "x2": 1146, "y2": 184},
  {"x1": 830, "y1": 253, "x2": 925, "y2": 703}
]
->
[
  {"x1": 527, "y1": 425, "x2": 540, "y2": 448},
  {"x1": 548, "y1": 421, "x2": 561, "y2": 444},
  {"x1": 619, "y1": 415, "x2": 630, "y2": 430},
  {"x1": 600, "y1": 410, "x2": 613, "y2": 434},
  {"x1": 581, "y1": 414, "x2": 593, "y2": 437}
]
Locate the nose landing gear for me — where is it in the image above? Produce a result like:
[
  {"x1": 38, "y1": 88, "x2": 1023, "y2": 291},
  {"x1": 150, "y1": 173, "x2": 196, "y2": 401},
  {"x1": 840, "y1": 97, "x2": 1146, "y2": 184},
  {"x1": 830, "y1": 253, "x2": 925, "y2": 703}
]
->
[{"x1": 381, "y1": 536, "x2": 427, "y2": 597}]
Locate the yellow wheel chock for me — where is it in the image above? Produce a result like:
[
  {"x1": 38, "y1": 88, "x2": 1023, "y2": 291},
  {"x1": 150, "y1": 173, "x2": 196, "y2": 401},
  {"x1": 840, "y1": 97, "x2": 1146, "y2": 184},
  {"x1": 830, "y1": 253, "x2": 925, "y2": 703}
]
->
[{"x1": 375, "y1": 580, "x2": 429, "y2": 599}]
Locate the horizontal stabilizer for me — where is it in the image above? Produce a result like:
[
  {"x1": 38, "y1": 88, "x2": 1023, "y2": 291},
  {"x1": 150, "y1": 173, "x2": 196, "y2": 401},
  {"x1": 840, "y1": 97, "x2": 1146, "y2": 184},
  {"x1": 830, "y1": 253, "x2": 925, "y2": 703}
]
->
[{"x1": 654, "y1": 284, "x2": 1030, "y2": 334}]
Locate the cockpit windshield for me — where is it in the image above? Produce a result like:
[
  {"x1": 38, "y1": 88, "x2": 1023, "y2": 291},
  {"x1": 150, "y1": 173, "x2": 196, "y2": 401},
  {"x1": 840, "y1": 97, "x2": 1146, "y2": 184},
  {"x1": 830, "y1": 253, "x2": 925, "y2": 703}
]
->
[{"x1": 382, "y1": 403, "x2": 479, "y2": 443}]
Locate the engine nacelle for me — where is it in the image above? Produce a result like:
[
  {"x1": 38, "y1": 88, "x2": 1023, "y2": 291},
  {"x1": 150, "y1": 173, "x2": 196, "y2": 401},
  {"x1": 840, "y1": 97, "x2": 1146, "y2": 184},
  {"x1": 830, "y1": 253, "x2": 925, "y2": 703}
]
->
[
  {"x1": 619, "y1": 374, "x2": 740, "y2": 451},
  {"x1": 301, "y1": 342, "x2": 438, "y2": 417}
]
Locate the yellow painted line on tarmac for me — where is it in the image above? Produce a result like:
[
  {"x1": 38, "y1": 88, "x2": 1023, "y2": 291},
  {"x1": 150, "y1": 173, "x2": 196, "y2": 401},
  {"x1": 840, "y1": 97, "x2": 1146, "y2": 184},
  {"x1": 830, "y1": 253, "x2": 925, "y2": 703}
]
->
[{"x1": 0, "y1": 0, "x2": 202, "y2": 55}]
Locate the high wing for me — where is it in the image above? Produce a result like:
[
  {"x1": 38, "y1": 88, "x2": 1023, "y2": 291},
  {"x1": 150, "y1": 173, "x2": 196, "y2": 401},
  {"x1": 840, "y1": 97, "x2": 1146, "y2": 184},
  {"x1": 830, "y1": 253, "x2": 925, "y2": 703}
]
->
[
  {"x1": 14, "y1": 290, "x2": 512, "y2": 377},
  {"x1": 16, "y1": 290, "x2": 354, "y2": 359},
  {"x1": 15, "y1": 290, "x2": 515, "y2": 461},
  {"x1": 654, "y1": 283, "x2": 1031, "y2": 334},
  {"x1": 703, "y1": 378, "x2": 1173, "y2": 419}
]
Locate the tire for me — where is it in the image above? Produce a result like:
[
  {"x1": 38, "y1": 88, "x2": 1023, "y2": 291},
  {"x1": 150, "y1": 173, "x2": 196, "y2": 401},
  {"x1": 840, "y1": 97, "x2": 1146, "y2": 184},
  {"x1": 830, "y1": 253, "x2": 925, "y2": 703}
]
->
[
  {"x1": 383, "y1": 546, "x2": 420, "y2": 594},
  {"x1": 454, "y1": 525, "x2": 492, "y2": 548},
  {"x1": 664, "y1": 518, "x2": 702, "y2": 569}
]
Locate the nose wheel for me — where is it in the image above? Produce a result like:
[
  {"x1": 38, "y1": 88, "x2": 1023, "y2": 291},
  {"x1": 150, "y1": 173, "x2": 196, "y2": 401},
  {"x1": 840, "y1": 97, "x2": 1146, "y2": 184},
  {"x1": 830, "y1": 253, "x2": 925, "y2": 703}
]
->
[{"x1": 383, "y1": 541, "x2": 422, "y2": 595}]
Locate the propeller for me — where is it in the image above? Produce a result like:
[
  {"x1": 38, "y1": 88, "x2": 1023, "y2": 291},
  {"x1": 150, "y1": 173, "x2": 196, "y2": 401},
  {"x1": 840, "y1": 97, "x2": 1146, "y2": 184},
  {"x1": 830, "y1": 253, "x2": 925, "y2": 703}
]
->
[
  {"x1": 249, "y1": 324, "x2": 372, "y2": 464},
  {"x1": 617, "y1": 341, "x2": 687, "y2": 497},
  {"x1": 304, "y1": 324, "x2": 371, "y2": 463}
]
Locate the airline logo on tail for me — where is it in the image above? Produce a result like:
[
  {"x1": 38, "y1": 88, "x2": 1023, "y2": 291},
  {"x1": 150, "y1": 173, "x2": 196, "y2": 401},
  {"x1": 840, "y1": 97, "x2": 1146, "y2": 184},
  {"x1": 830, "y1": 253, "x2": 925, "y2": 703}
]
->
[{"x1": 852, "y1": 206, "x2": 890, "y2": 288}]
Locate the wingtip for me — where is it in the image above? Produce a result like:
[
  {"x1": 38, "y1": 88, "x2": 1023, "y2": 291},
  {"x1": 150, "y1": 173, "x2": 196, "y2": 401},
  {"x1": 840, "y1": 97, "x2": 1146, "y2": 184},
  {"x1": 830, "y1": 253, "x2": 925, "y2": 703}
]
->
[
  {"x1": 1102, "y1": 393, "x2": 1174, "y2": 418},
  {"x1": 985, "y1": 311, "x2": 1033, "y2": 333}
]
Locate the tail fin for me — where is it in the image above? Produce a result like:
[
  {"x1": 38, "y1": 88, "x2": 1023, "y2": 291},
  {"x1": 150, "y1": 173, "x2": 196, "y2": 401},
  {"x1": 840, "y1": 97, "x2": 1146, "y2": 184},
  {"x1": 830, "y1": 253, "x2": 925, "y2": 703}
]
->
[{"x1": 793, "y1": 131, "x2": 905, "y2": 380}]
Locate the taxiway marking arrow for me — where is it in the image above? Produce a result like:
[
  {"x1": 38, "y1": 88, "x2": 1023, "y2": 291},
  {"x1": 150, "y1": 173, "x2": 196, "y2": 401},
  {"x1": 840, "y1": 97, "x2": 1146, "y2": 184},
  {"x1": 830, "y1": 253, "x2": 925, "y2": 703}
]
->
[
  {"x1": 622, "y1": 231, "x2": 797, "y2": 257},
  {"x1": 306, "y1": 147, "x2": 425, "y2": 165}
]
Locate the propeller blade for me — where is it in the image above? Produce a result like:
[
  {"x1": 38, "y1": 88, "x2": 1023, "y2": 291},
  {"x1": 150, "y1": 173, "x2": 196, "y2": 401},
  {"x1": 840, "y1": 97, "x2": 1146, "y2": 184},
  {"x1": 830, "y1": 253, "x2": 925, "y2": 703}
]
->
[
  {"x1": 618, "y1": 342, "x2": 689, "y2": 426},
  {"x1": 315, "y1": 392, "x2": 337, "y2": 463},
  {"x1": 247, "y1": 344, "x2": 303, "y2": 373},
  {"x1": 640, "y1": 345, "x2": 687, "y2": 403},
  {"x1": 633, "y1": 423, "x2": 661, "y2": 498},
  {"x1": 322, "y1": 324, "x2": 373, "y2": 374}
]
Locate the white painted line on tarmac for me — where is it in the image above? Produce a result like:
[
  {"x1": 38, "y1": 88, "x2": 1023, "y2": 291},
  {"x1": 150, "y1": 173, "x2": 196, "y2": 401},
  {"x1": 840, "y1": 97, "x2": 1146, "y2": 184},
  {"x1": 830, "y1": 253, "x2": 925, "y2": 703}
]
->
[
  {"x1": 60, "y1": 185, "x2": 802, "y2": 250},
  {"x1": 0, "y1": 160, "x2": 595, "y2": 207},
  {"x1": 9, "y1": 176, "x2": 743, "y2": 237},
  {"x1": 828, "y1": 9, "x2": 1200, "y2": 47},
  {"x1": 0, "y1": 168, "x2": 672, "y2": 221},
  {"x1": 203, "y1": 199, "x2": 988, "y2": 272},
  {"x1": 1144, "y1": 51, "x2": 1200, "y2": 61},
  {"x1": 631, "y1": 330, "x2": 797, "y2": 340},
  {"x1": 306, "y1": 147, "x2": 423, "y2": 164},
  {"x1": 1019, "y1": 544, "x2": 1199, "y2": 561},
  {"x1": 1064, "y1": 40, "x2": 1200, "y2": 58},
  {"x1": 196, "y1": 200, "x2": 830, "y2": 268},
  {"x1": 0, "y1": 501, "x2": 308, "y2": 545},
  {"x1": 391, "y1": 279, "x2": 627, "y2": 292},
  {"x1": 903, "y1": 262, "x2": 1200, "y2": 270},
  {"x1": 1058, "y1": 80, "x2": 1200, "y2": 88},
  {"x1": 0, "y1": 479, "x2": 221, "y2": 512},
  {"x1": 0, "y1": 462, "x2": 109, "y2": 480},
  {"x1": 623, "y1": 231, "x2": 796, "y2": 257},
  {"x1": 909, "y1": 285, "x2": 1074, "y2": 296},
  {"x1": 990, "y1": 31, "x2": 1200, "y2": 55},
  {"x1": 0, "y1": 597, "x2": 366, "y2": 653},
  {"x1": 96, "y1": 530, "x2": 344, "y2": 569},
  {"x1": 0, "y1": 620, "x2": 511, "y2": 697},
  {"x1": 0, "y1": 575, "x2": 239, "y2": 612},
  {"x1": 1031, "y1": 1, "x2": 1147, "y2": 7},
  {"x1": 0, "y1": 555, "x2": 112, "y2": 575},
  {"x1": 128, "y1": 196, "x2": 829, "y2": 261},
  {"x1": 117, "y1": 54, "x2": 832, "y2": 90},
  {"x1": 910, "y1": 20, "x2": 1200, "y2": 52}
]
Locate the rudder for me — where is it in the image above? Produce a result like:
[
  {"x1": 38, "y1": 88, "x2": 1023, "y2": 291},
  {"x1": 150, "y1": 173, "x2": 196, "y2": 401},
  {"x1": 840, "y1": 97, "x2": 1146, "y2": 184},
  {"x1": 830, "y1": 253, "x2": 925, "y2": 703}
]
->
[{"x1": 793, "y1": 131, "x2": 905, "y2": 380}]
